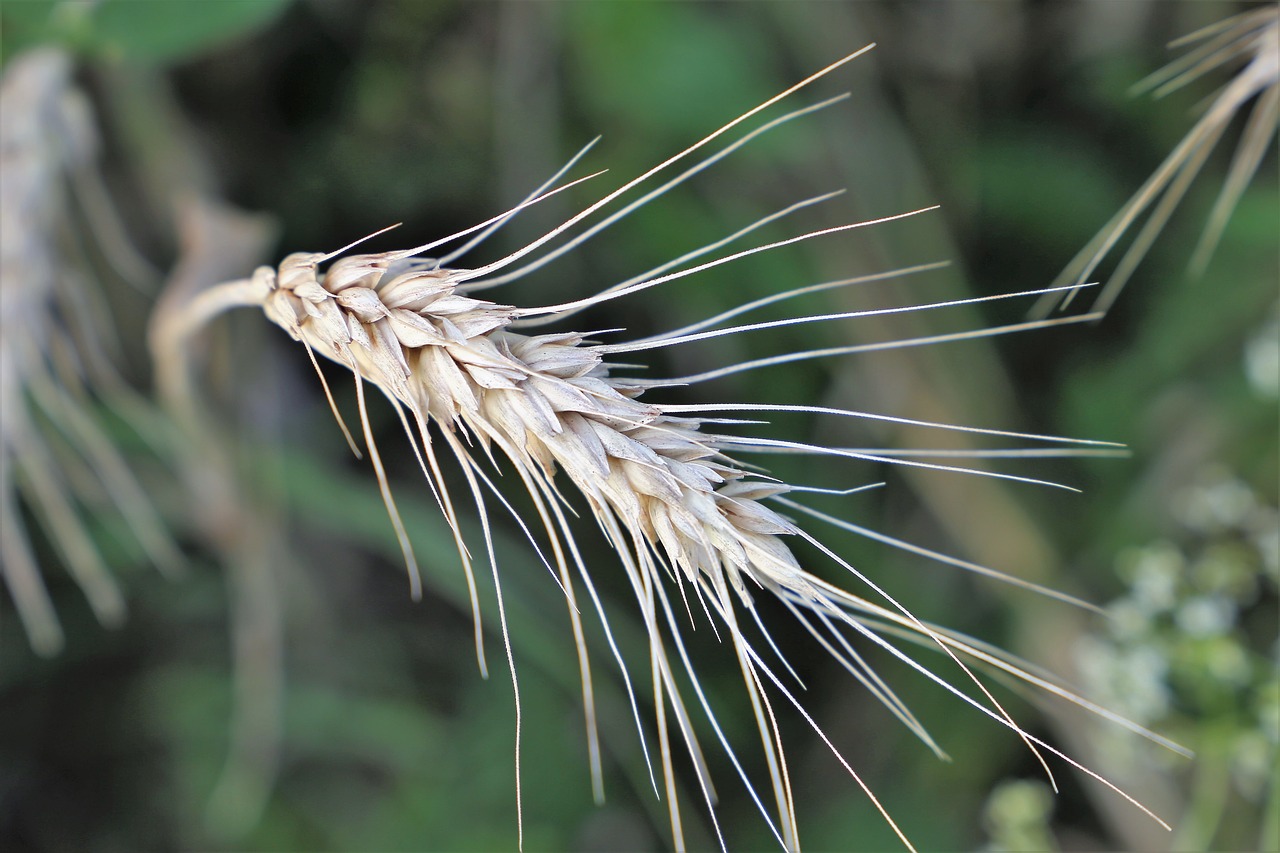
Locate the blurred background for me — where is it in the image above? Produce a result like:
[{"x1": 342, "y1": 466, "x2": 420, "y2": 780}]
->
[{"x1": 1, "y1": 1, "x2": 1275, "y2": 851}]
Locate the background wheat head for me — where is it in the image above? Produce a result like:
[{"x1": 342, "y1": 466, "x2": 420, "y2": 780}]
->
[
  {"x1": 1037, "y1": 4, "x2": 1279, "y2": 316},
  {"x1": 0, "y1": 47, "x2": 180, "y2": 656}
]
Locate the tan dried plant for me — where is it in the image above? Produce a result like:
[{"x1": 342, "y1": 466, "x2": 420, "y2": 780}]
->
[
  {"x1": 153, "y1": 48, "x2": 1184, "y2": 851},
  {"x1": 1, "y1": 48, "x2": 181, "y2": 655},
  {"x1": 1037, "y1": 5, "x2": 1279, "y2": 317}
]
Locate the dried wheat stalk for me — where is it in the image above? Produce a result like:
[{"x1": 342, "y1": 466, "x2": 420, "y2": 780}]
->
[
  {"x1": 1037, "y1": 5, "x2": 1279, "y2": 317},
  {"x1": 1, "y1": 48, "x2": 181, "y2": 655},
  {"x1": 153, "y1": 48, "x2": 1183, "y2": 851}
]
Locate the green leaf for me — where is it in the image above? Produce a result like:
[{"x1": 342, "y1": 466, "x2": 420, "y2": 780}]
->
[
  {"x1": 90, "y1": 0, "x2": 290, "y2": 64},
  {"x1": 2, "y1": 0, "x2": 291, "y2": 66}
]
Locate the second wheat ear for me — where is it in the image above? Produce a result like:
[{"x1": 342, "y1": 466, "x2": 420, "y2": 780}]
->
[{"x1": 154, "y1": 47, "x2": 1183, "y2": 852}]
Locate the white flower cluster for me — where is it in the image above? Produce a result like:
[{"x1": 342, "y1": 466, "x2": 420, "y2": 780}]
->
[{"x1": 1076, "y1": 470, "x2": 1278, "y2": 799}]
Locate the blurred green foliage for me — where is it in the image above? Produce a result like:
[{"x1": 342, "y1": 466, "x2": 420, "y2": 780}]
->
[{"x1": 1, "y1": 0, "x2": 291, "y2": 65}]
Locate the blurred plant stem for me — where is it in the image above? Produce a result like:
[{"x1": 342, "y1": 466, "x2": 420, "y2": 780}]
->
[
  {"x1": 94, "y1": 57, "x2": 290, "y2": 841},
  {"x1": 153, "y1": 194, "x2": 283, "y2": 841}
]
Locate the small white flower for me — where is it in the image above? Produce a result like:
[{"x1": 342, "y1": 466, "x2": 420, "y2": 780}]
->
[
  {"x1": 1075, "y1": 636, "x2": 1171, "y2": 724},
  {"x1": 1175, "y1": 594, "x2": 1237, "y2": 637},
  {"x1": 1128, "y1": 542, "x2": 1183, "y2": 614},
  {"x1": 1174, "y1": 472, "x2": 1257, "y2": 533},
  {"x1": 1231, "y1": 730, "x2": 1276, "y2": 800},
  {"x1": 1250, "y1": 511, "x2": 1280, "y2": 582},
  {"x1": 1244, "y1": 307, "x2": 1279, "y2": 398}
]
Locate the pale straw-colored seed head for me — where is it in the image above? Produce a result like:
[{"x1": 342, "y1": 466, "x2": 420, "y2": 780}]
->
[
  {"x1": 258, "y1": 245, "x2": 805, "y2": 604},
  {"x1": 1037, "y1": 5, "x2": 1279, "y2": 317},
  {"x1": 156, "y1": 47, "x2": 1187, "y2": 852},
  {"x1": 1, "y1": 48, "x2": 181, "y2": 656}
]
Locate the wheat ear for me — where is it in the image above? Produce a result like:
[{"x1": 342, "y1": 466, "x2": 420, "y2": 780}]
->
[
  {"x1": 155, "y1": 48, "x2": 1183, "y2": 851},
  {"x1": 2, "y1": 48, "x2": 183, "y2": 655},
  {"x1": 1036, "y1": 5, "x2": 1279, "y2": 317}
]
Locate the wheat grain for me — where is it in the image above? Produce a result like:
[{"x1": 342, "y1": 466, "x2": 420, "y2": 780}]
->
[{"x1": 154, "y1": 48, "x2": 1183, "y2": 851}]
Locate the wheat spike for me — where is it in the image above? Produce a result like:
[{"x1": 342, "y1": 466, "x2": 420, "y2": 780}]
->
[
  {"x1": 1036, "y1": 5, "x2": 1279, "y2": 317},
  {"x1": 1, "y1": 48, "x2": 182, "y2": 655},
  {"x1": 156, "y1": 48, "x2": 1182, "y2": 851}
]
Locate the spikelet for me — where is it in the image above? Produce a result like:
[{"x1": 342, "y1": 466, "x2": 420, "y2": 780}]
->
[
  {"x1": 1037, "y1": 6, "x2": 1279, "y2": 317},
  {"x1": 156, "y1": 49, "x2": 1183, "y2": 851}
]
